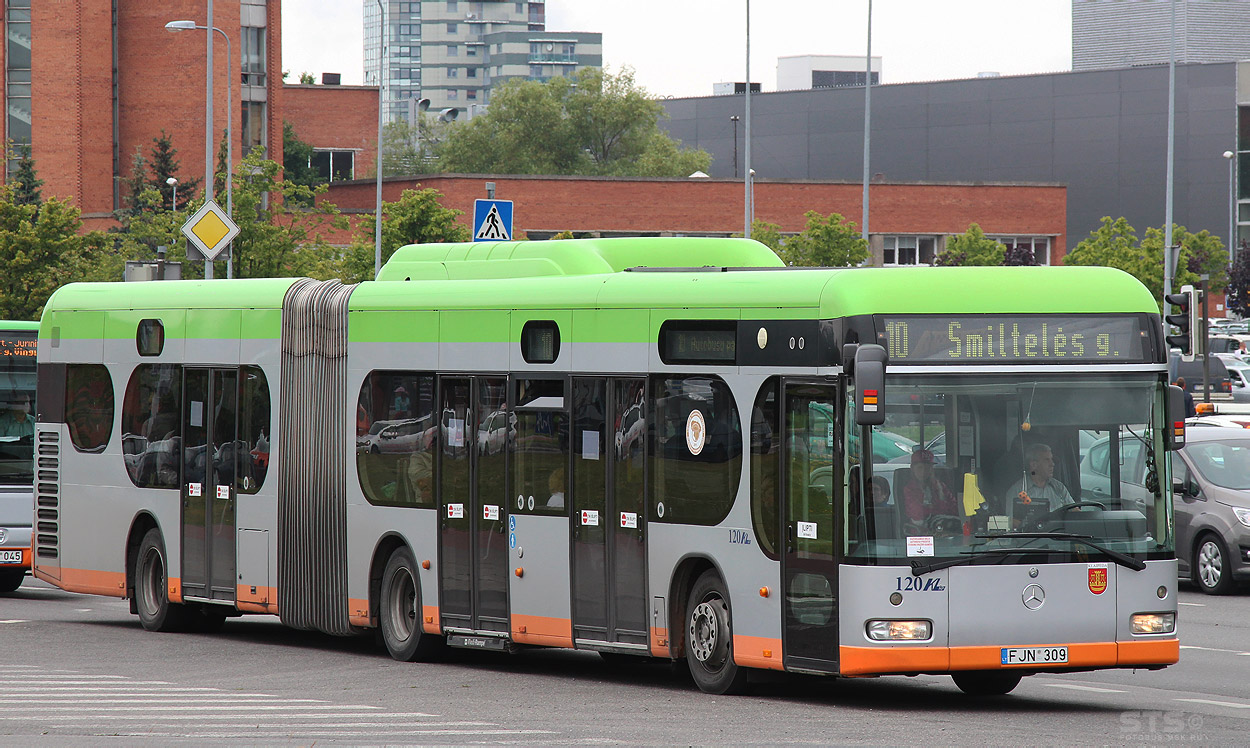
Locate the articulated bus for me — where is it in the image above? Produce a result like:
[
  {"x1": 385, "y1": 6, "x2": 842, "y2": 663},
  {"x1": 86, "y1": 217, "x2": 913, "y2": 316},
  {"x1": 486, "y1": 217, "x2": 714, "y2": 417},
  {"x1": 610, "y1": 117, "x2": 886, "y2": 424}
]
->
[
  {"x1": 1, "y1": 320, "x2": 37, "y2": 592},
  {"x1": 32, "y1": 238, "x2": 1183, "y2": 695}
]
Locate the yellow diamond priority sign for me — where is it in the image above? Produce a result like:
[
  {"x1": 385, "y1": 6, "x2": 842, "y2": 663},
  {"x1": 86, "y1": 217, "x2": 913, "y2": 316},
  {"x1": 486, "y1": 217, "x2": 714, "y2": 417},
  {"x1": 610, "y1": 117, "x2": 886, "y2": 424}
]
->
[{"x1": 181, "y1": 199, "x2": 239, "y2": 261}]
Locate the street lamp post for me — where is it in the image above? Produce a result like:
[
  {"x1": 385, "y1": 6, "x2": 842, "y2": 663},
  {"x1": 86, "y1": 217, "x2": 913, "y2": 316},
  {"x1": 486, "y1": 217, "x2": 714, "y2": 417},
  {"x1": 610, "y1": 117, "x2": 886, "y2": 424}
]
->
[
  {"x1": 744, "y1": 0, "x2": 751, "y2": 239},
  {"x1": 166, "y1": 176, "x2": 178, "y2": 211},
  {"x1": 862, "y1": 0, "x2": 872, "y2": 243},
  {"x1": 730, "y1": 115, "x2": 740, "y2": 179},
  {"x1": 165, "y1": 19, "x2": 234, "y2": 279},
  {"x1": 374, "y1": 0, "x2": 387, "y2": 279},
  {"x1": 1225, "y1": 150, "x2": 1237, "y2": 266}
]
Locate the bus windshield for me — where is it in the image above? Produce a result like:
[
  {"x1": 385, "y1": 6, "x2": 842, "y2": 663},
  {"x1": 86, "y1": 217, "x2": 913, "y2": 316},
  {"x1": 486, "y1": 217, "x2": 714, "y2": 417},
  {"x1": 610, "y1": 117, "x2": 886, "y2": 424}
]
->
[
  {"x1": 847, "y1": 373, "x2": 1172, "y2": 565},
  {"x1": 0, "y1": 328, "x2": 36, "y2": 486}
]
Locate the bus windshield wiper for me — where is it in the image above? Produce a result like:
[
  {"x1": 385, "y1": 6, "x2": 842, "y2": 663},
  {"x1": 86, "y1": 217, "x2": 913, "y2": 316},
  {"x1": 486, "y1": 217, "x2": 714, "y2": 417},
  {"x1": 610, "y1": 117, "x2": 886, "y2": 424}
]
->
[
  {"x1": 974, "y1": 532, "x2": 1147, "y2": 572},
  {"x1": 910, "y1": 547, "x2": 1071, "y2": 576}
]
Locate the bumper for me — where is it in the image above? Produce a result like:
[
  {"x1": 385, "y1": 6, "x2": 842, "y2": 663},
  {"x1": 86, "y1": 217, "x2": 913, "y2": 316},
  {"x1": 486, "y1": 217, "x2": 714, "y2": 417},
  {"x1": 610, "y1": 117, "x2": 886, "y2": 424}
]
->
[{"x1": 840, "y1": 638, "x2": 1179, "y2": 676}]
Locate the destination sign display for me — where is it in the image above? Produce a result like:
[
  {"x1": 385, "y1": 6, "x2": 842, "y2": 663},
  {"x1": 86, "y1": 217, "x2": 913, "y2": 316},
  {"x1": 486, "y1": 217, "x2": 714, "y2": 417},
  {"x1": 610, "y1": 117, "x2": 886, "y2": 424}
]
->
[
  {"x1": 660, "y1": 323, "x2": 737, "y2": 364},
  {"x1": 877, "y1": 315, "x2": 1152, "y2": 364},
  {"x1": 0, "y1": 332, "x2": 36, "y2": 361}
]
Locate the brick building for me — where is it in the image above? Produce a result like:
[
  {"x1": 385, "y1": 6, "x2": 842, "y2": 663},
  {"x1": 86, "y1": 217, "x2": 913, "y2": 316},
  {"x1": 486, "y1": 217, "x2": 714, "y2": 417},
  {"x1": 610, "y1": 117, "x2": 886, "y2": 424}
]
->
[
  {"x1": 5, "y1": 0, "x2": 283, "y2": 227},
  {"x1": 322, "y1": 175, "x2": 1067, "y2": 266},
  {"x1": 282, "y1": 84, "x2": 379, "y2": 182}
]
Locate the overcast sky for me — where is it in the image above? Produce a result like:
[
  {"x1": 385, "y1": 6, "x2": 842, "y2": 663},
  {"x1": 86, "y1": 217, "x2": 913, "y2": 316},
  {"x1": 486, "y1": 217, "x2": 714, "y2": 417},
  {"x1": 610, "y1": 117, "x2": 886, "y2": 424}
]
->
[{"x1": 281, "y1": 0, "x2": 1073, "y2": 97}]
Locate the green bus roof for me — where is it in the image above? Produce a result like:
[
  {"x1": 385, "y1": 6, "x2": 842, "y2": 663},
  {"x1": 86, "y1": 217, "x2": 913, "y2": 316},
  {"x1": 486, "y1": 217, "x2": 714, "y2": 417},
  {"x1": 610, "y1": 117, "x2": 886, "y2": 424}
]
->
[{"x1": 0, "y1": 320, "x2": 39, "y2": 331}]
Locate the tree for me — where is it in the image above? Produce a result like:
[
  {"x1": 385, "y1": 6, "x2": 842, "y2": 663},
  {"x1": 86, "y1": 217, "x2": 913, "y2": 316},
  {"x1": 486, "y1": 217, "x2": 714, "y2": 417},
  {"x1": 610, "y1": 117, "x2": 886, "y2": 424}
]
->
[
  {"x1": 310, "y1": 188, "x2": 469, "y2": 284},
  {"x1": 0, "y1": 187, "x2": 111, "y2": 319},
  {"x1": 437, "y1": 67, "x2": 711, "y2": 177},
  {"x1": 1227, "y1": 245, "x2": 1250, "y2": 317},
  {"x1": 776, "y1": 211, "x2": 868, "y2": 267},
  {"x1": 1063, "y1": 217, "x2": 1225, "y2": 307},
  {"x1": 379, "y1": 118, "x2": 442, "y2": 177},
  {"x1": 147, "y1": 130, "x2": 201, "y2": 211},
  {"x1": 282, "y1": 121, "x2": 322, "y2": 191},
  {"x1": 934, "y1": 223, "x2": 1006, "y2": 266},
  {"x1": 734, "y1": 219, "x2": 783, "y2": 257},
  {"x1": 1003, "y1": 244, "x2": 1039, "y2": 266},
  {"x1": 9, "y1": 142, "x2": 42, "y2": 206},
  {"x1": 299, "y1": 72, "x2": 315, "y2": 85}
]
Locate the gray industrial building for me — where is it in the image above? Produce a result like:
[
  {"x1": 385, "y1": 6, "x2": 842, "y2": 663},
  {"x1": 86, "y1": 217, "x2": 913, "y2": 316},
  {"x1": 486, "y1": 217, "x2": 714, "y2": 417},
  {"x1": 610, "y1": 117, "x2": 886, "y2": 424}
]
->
[
  {"x1": 660, "y1": 60, "x2": 1248, "y2": 257},
  {"x1": 1074, "y1": 0, "x2": 1250, "y2": 71}
]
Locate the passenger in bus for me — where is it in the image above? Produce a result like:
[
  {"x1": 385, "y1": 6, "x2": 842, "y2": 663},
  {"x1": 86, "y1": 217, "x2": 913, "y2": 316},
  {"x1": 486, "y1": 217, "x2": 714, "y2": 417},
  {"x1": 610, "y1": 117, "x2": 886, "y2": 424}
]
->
[
  {"x1": 1002, "y1": 442, "x2": 1073, "y2": 527},
  {"x1": 899, "y1": 449, "x2": 959, "y2": 532},
  {"x1": 406, "y1": 450, "x2": 433, "y2": 504},
  {"x1": 546, "y1": 467, "x2": 566, "y2": 509},
  {"x1": 0, "y1": 391, "x2": 34, "y2": 439},
  {"x1": 870, "y1": 475, "x2": 891, "y2": 506}
]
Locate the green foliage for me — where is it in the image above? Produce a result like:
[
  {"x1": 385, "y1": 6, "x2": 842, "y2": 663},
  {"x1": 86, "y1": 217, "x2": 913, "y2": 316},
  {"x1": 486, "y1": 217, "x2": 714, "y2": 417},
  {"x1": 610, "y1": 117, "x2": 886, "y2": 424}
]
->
[
  {"x1": 119, "y1": 132, "x2": 201, "y2": 216},
  {"x1": 776, "y1": 211, "x2": 867, "y2": 267},
  {"x1": 1063, "y1": 217, "x2": 1227, "y2": 307},
  {"x1": 299, "y1": 72, "x2": 315, "y2": 85},
  {"x1": 282, "y1": 121, "x2": 323, "y2": 191},
  {"x1": 934, "y1": 223, "x2": 1006, "y2": 266},
  {"x1": 0, "y1": 187, "x2": 111, "y2": 318},
  {"x1": 437, "y1": 67, "x2": 711, "y2": 177},
  {"x1": 380, "y1": 117, "x2": 443, "y2": 177},
  {"x1": 1227, "y1": 247, "x2": 1250, "y2": 317},
  {"x1": 309, "y1": 188, "x2": 468, "y2": 284},
  {"x1": 8, "y1": 142, "x2": 42, "y2": 206},
  {"x1": 733, "y1": 219, "x2": 783, "y2": 256},
  {"x1": 549, "y1": 230, "x2": 575, "y2": 240}
]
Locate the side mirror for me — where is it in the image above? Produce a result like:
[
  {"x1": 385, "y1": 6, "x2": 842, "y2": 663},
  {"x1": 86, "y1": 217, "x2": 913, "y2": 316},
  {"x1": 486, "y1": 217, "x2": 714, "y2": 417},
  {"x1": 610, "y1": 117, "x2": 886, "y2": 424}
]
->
[
  {"x1": 1165, "y1": 384, "x2": 1185, "y2": 450},
  {"x1": 853, "y1": 344, "x2": 887, "y2": 426}
]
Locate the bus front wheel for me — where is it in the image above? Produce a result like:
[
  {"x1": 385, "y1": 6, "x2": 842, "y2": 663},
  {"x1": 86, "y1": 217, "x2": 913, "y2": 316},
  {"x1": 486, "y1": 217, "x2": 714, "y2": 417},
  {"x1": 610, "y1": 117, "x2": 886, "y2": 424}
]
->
[
  {"x1": 951, "y1": 670, "x2": 1022, "y2": 696},
  {"x1": 685, "y1": 570, "x2": 750, "y2": 695},
  {"x1": 0, "y1": 569, "x2": 23, "y2": 593},
  {"x1": 135, "y1": 528, "x2": 189, "y2": 632},
  {"x1": 380, "y1": 546, "x2": 442, "y2": 662}
]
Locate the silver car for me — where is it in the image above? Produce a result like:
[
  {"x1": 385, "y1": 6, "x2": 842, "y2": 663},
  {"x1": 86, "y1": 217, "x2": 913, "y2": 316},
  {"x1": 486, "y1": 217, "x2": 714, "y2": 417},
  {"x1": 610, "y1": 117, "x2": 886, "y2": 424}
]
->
[{"x1": 1172, "y1": 427, "x2": 1250, "y2": 594}]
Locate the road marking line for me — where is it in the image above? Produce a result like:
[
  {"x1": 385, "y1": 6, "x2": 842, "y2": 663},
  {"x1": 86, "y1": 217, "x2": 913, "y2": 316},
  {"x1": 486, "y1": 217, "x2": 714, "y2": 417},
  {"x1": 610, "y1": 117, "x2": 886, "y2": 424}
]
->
[
  {"x1": 18, "y1": 675, "x2": 133, "y2": 680},
  {"x1": 11, "y1": 712, "x2": 442, "y2": 721},
  {"x1": 0, "y1": 698, "x2": 328, "y2": 705},
  {"x1": 1180, "y1": 645, "x2": 1246, "y2": 654},
  {"x1": 46, "y1": 721, "x2": 495, "y2": 729},
  {"x1": 0, "y1": 694, "x2": 298, "y2": 701},
  {"x1": 0, "y1": 620, "x2": 28, "y2": 624},
  {"x1": 14, "y1": 687, "x2": 222, "y2": 693},
  {"x1": 1042, "y1": 683, "x2": 1125, "y2": 693},
  {"x1": 111, "y1": 730, "x2": 560, "y2": 738},
  {"x1": 1178, "y1": 602, "x2": 1205, "y2": 607},
  {"x1": 1175, "y1": 698, "x2": 1250, "y2": 709},
  {"x1": 13, "y1": 680, "x2": 172, "y2": 685},
  {"x1": 0, "y1": 705, "x2": 382, "y2": 712}
]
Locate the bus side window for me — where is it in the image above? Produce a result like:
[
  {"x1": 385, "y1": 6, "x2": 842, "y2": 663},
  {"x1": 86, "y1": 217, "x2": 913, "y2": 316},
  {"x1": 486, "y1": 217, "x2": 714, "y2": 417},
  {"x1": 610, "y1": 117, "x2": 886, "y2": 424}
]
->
[
  {"x1": 750, "y1": 378, "x2": 780, "y2": 558},
  {"x1": 65, "y1": 364, "x2": 113, "y2": 453}
]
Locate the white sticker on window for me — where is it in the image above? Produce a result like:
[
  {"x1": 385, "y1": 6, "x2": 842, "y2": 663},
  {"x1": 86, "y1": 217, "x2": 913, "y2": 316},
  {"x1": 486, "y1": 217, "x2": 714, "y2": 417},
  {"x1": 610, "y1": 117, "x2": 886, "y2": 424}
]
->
[
  {"x1": 190, "y1": 401, "x2": 204, "y2": 428},
  {"x1": 484, "y1": 504, "x2": 499, "y2": 521},
  {"x1": 826, "y1": 423, "x2": 834, "y2": 448},
  {"x1": 447, "y1": 503, "x2": 464, "y2": 519},
  {"x1": 187, "y1": 483, "x2": 202, "y2": 497},
  {"x1": 907, "y1": 536, "x2": 935, "y2": 557},
  {"x1": 620, "y1": 512, "x2": 637, "y2": 528},
  {"x1": 582, "y1": 430, "x2": 600, "y2": 460},
  {"x1": 216, "y1": 485, "x2": 229, "y2": 500},
  {"x1": 581, "y1": 510, "x2": 599, "y2": 526},
  {"x1": 797, "y1": 521, "x2": 817, "y2": 539}
]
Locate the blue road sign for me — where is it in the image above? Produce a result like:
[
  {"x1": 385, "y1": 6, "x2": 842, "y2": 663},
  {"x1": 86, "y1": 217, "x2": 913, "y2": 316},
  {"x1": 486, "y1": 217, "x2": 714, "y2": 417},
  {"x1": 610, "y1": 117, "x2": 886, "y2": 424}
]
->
[{"x1": 473, "y1": 199, "x2": 514, "y2": 242}]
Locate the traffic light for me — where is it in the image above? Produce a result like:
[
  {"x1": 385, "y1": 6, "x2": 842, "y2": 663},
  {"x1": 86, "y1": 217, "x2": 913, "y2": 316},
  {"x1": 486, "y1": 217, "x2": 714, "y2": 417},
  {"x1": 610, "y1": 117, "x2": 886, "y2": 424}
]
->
[{"x1": 1165, "y1": 285, "x2": 1200, "y2": 358}]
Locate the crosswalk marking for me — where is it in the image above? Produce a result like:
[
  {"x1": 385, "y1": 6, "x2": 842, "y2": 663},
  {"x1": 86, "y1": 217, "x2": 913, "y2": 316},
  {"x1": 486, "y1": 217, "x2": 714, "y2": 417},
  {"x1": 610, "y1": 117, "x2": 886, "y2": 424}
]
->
[
  {"x1": 1175, "y1": 698, "x2": 1250, "y2": 709},
  {"x1": 1042, "y1": 683, "x2": 1125, "y2": 693}
]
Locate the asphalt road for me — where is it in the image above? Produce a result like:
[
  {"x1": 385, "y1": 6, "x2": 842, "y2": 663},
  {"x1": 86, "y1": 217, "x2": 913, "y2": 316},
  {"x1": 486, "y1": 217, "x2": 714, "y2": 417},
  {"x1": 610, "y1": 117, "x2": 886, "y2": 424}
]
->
[{"x1": 0, "y1": 577, "x2": 1247, "y2": 746}]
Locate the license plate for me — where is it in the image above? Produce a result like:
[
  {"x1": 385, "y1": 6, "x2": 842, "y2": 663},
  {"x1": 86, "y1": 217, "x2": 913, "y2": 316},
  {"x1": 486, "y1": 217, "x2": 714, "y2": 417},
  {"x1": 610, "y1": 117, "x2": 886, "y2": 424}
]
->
[
  {"x1": 1001, "y1": 646, "x2": 1068, "y2": 665},
  {"x1": 0, "y1": 550, "x2": 22, "y2": 565}
]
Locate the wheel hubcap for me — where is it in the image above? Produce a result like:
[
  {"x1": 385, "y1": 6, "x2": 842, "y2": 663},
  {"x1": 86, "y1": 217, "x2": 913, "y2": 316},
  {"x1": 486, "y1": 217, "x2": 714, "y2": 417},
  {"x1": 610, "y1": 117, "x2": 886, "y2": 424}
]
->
[
  {"x1": 1198, "y1": 541, "x2": 1223, "y2": 588},
  {"x1": 689, "y1": 598, "x2": 727, "y2": 667},
  {"x1": 386, "y1": 567, "x2": 417, "y2": 643},
  {"x1": 140, "y1": 547, "x2": 164, "y2": 616}
]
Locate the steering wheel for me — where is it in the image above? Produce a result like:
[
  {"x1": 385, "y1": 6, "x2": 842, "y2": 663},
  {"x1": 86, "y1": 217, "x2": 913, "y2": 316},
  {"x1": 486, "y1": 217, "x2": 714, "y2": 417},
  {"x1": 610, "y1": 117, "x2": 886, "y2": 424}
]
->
[
  {"x1": 1028, "y1": 500, "x2": 1106, "y2": 530},
  {"x1": 924, "y1": 513, "x2": 965, "y2": 537}
]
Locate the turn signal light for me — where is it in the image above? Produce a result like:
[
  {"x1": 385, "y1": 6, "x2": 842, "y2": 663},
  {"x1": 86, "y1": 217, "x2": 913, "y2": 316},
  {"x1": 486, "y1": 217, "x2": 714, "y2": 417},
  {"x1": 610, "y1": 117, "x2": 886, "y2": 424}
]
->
[
  {"x1": 514, "y1": 567, "x2": 524, "y2": 578},
  {"x1": 421, "y1": 559, "x2": 431, "y2": 570},
  {"x1": 1130, "y1": 612, "x2": 1175, "y2": 635},
  {"x1": 866, "y1": 619, "x2": 931, "y2": 641}
]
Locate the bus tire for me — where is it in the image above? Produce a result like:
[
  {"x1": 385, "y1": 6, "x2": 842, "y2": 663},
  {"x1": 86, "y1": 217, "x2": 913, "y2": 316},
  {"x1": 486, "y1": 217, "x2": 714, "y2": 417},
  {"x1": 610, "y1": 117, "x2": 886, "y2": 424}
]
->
[
  {"x1": 135, "y1": 528, "x2": 189, "y2": 632},
  {"x1": 1194, "y1": 533, "x2": 1234, "y2": 595},
  {"x1": 0, "y1": 569, "x2": 24, "y2": 593},
  {"x1": 380, "y1": 546, "x2": 441, "y2": 662},
  {"x1": 951, "y1": 670, "x2": 1023, "y2": 696},
  {"x1": 685, "y1": 570, "x2": 750, "y2": 695}
]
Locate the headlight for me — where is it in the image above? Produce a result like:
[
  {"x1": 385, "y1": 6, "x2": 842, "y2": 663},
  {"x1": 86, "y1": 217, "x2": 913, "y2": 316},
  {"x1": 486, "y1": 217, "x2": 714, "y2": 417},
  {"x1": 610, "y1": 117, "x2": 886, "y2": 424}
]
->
[
  {"x1": 866, "y1": 619, "x2": 932, "y2": 641},
  {"x1": 1130, "y1": 612, "x2": 1176, "y2": 635},
  {"x1": 1233, "y1": 507, "x2": 1250, "y2": 528}
]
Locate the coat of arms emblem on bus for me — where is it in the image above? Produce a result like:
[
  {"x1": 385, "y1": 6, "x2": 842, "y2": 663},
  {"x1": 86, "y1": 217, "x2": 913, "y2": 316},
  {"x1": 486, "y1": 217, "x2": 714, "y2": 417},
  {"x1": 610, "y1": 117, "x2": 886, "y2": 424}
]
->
[
  {"x1": 1088, "y1": 565, "x2": 1108, "y2": 595},
  {"x1": 685, "y1": 409, "x2": 706, "y2": 456}
]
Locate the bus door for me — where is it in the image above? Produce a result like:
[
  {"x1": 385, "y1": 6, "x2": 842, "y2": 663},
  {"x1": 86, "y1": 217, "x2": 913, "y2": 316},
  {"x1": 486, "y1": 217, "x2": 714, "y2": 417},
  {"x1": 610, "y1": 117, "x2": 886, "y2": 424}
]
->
[
  {"x1": 570, "y1": 378, "x2": 648, "y2": 647},
  {"x1": 180, "y1": 367, "x2": 238, "y2": 602},
  {"x1": 781, "y1": 382, "x2": 840, "y2": 672},
  {"x1": 438, "y1": 376, "x2": 510, "y2": 634}
]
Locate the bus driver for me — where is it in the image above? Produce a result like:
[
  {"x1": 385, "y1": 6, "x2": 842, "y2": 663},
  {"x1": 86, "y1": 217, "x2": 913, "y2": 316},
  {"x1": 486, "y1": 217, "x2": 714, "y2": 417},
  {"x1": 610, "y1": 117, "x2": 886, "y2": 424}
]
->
[{"x1": 1003, "y1": 442, "x2": 1073, "y2": 527}]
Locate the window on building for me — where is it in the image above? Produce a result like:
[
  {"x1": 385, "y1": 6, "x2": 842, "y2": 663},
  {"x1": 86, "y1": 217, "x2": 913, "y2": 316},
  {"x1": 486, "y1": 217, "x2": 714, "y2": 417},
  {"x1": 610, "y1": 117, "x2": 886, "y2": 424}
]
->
[
  {"x1": 447, "y1": 23, "x2": 457, "y2": 33},
  {"x1": 66, "y1": 365, "x2": 114, "y2": 454},
  {"x1": 241, "y1": 27, "x2": 267, "y2": 86},
  {"x1": 989, "y1": 235, "x2": 1052, "y2": 265},
  {"x1": 529, "y1": 3, "x2": 545, "y2": 27},
  {"x1": 447, "y1": 44, "x2": 459, "y2": 56},
  {"x1": 466, "y1": 89, "x2": 477, "y2": 100},
  {"x1": 447, "y1": 0, "x2": 458, "y2": 9},
  {"x1": 529, "y1": 64, "x2": 543, "y2": 77},
  {"x1": 447, "y1": 89, "x2": 459, "y2": 100},
  {"x1": 448, "y1": 67, "x2": 459, "y2": 79},
  {"x1": 5, "y1": 4, "x2": 33, "y2": 165},
  {"x1": 882, "y1": 236, "x2": 937, "y2": 266},
  {"x1": 310, "y1": 150, "x2": 356, "y2": 182},
  {"x1": 466, "y1": 45, "x2": 478, "y2": 57},
  {"x1": 241, "y1": 101, "x2": 265, "y2": 152},
  {"x1": 398, "y1": 24, "x2": 416, "y2": 36},
  {"x1": 466, "y1": 67, "x2": 477, "y2": 78}
]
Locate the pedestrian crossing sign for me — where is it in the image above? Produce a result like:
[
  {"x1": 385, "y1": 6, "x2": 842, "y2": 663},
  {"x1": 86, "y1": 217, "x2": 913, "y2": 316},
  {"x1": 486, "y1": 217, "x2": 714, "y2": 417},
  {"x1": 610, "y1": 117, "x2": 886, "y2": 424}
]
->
[{"x1": 473, "y1": 199, "x2": 513, "y2": 242}]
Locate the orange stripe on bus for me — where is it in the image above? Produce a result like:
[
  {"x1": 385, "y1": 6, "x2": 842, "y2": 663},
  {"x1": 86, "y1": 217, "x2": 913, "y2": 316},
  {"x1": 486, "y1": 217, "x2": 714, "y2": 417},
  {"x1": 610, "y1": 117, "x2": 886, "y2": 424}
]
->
[
  {"x1": 840, "y1": 645, "x2": 950, "y2": 675},
  {"x1": 168, "y1": 576, "x2": 181, "y2": 603},
  {"x1": 511, "y1": 613, "x2": 573, "y2": 647},
  {"x1": 236, "y1": 585, "x2": 276, "y2": 614},
  {"x1": 45, "y1": 567, "x2": 128, "y2": 598},
  {"x1": 348, "y1": 597, "x2": 371, "y2": 628},
  {"x1": 733, "y1": 635, "x2": 785, "y2": 671},
  {"x1": 650, "y1": 626, "x2": 669, "y2": 657},
  {"x1": 423, "y1": 605, "x2": 439, "y2": 635},
  {"x1": 1118, "y1": 638, "x2": 1179, "y2": 665}
]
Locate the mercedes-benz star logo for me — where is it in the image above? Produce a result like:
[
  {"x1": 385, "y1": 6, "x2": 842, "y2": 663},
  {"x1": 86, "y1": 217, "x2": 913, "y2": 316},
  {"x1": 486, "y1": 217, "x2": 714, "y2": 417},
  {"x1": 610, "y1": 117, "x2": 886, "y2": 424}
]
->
[
  {"x1": 1022, "y1": 583, "x2": 1046, "y2": 610},
  {"x1": 0, "y1": 528, "x2": 7, "y2": 544}
]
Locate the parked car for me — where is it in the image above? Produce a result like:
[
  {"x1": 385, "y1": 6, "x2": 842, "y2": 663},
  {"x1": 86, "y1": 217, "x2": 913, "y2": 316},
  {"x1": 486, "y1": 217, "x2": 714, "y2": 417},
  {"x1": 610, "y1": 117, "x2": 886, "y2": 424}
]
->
[
  {"x1": 1171, "y1": 427, "x2": 1250, "y2": 594},
  {"x1": 1169, "y1": 353, "x2": 1233, "y2": 401},
  {"x1": 1224, "y1": 364, "x2": 1250, "y2": 403}
]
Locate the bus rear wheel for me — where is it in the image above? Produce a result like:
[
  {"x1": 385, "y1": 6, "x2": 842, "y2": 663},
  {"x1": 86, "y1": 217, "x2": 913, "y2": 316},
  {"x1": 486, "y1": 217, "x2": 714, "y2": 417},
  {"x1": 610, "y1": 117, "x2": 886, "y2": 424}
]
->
[
  {"x1": 685, "y1": 570, "x2": 750, "y2": 695},
  {"x1": 951, "y1": 670, "x2": 1023, "y2": 696},
  {"x1": 380, "y1": 547, "x2": 442, "y2": 662},
  {"x1": 135, "y1": 528, "x2": 189, "y2": 632},
  {"x1": 0, "y1": 569, "x2": 24, "y2": 593}
]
